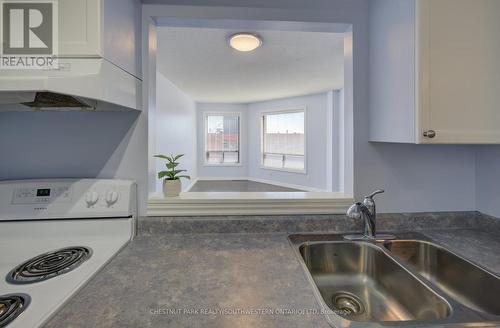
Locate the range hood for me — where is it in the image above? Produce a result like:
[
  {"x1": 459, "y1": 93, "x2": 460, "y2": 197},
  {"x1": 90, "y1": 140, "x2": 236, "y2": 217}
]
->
[
  {"x1": 0, "y1": 58, "x2": 141, "y2": 111},
  {"x1": 21, "y1": 92, "x2": 94, "y2": 109},
  {"x1": 0, "y1": 91, "x2": 97, "y2": 111}
]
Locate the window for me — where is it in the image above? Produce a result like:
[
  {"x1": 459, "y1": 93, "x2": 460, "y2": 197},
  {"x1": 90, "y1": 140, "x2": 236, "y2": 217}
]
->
[
  {"x1": 205, "y1": 113, "x2": 240, "y2": 165},
  {"x1": 261, "y1": 110, "x2": 305, "y2": 172}
]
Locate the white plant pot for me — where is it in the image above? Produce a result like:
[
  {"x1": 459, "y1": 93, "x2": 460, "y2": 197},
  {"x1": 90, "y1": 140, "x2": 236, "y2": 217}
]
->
[{"x1": 163, "y1": 179, "x2": 181, "y2": 197}]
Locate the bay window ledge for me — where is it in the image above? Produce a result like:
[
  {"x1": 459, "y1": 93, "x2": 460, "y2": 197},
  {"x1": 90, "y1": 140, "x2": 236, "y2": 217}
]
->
[{"x1": 147, "y1": 192, "x2": 354, "y2": 216}]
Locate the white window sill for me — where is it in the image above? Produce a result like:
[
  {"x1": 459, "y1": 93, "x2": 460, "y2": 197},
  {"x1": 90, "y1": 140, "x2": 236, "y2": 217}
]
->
[{"x1": 147, "y1": 192, "x2": 353, "y2": 216}]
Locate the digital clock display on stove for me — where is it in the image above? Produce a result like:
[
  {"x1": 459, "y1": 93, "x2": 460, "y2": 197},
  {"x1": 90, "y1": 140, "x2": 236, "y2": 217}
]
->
[{"x1": 36, "y1": 188, "x2": 51, "y2": 197}]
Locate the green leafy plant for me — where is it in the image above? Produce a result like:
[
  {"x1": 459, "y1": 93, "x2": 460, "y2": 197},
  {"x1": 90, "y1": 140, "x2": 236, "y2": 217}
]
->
[{"x1": 154, "y1": 154, "x2": 191, "y2": 181}]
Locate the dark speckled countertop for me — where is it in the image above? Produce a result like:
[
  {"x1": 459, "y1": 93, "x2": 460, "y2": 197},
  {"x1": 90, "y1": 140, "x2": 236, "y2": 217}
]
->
[{"x1": 43, "y1": 214, "x2": 500, "y2": 328}]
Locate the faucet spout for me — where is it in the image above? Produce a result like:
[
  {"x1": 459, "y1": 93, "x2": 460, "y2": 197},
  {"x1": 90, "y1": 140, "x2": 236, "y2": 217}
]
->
[{"x1": 359, "y1": 204, "x2": 376, "y2": 238}]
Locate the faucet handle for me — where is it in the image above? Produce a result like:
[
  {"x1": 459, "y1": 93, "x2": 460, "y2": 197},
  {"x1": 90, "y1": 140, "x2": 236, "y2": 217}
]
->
[
  {"x1": 346, "y1": 202, "x2": 363, "y2": 219},
  {"x1": 365, "y1": 189, "x2": 384, "y2": 200}
]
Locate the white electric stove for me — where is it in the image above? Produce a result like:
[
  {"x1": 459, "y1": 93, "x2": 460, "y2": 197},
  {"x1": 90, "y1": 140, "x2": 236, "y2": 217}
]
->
[{"x1": 0, "y1": 179, "x2": 137, "y2": 328}]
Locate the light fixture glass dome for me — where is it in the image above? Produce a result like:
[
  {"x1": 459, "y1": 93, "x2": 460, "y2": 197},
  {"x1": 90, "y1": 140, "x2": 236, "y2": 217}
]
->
[{"x1": 229, "y1": 33, "x2": 262, "y2": 52}]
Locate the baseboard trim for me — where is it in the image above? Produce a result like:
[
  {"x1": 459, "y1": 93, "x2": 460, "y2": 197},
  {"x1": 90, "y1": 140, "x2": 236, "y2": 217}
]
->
[{"x1": 184, "y1": 178, "x2": 198, "y2": 192}]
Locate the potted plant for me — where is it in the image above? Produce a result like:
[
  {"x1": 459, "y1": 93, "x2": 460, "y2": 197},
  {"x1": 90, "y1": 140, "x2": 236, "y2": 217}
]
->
[{"x1": 154, "y1": 154, "x2": 190, "y2": 197}]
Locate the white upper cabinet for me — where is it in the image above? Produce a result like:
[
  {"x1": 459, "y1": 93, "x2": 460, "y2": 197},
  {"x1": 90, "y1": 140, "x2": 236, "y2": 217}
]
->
[
  {"x1": 370, "y1": 0, "x2": 500, "y2": 144},
  {"x1": 59, "y1": 0, "x2": 101, "y2": 58},
  {"x1": 59, "y1": 0, "x2": 141, "y2": 78}
]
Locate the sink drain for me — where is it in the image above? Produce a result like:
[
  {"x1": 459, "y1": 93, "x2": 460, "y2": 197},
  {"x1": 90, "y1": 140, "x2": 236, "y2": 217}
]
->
[{"x1": 332, "y1": 292, "x2": 365, "y2": 316}]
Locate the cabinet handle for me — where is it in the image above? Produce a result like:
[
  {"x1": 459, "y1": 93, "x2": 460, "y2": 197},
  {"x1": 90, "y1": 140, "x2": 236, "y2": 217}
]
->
[{"x1": 423, "y1": 130, "x2": 436, "y2": 138}]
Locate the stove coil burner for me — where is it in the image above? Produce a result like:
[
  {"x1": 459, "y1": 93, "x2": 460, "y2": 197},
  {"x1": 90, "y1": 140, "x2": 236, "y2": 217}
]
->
[
  {"x1": 0, "y1": 294, "x2": 30, "y2": 328},
  {"x1": 7, "y1": 246, "x2": 92, "y2": 284}
]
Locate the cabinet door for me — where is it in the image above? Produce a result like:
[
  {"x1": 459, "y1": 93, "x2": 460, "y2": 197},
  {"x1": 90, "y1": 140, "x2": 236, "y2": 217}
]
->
[
  {"x1": 59, "y1": 0, "x2": 101, "y2": 57},
  {"x1": 418, "y1": 0, "x2": 500, "y2": 144}
]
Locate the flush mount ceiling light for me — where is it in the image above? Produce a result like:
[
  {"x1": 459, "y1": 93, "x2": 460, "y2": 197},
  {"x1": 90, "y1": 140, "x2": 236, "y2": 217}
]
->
[{"x1": 229, "y1": 33, "x2": 262, "y2": 52}]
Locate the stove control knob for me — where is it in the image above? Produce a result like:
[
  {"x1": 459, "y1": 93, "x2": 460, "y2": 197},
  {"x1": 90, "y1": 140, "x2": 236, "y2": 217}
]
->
[
  {"x1": 105, "y1": 191, "x2": 119, "y2": 206},
  {"x1": 85, "y1": 191, "x2": 99, "y2": 207}
]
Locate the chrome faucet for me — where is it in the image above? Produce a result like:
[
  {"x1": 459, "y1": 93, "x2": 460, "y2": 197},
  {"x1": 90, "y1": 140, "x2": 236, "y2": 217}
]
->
[{"x1": 344, "y1": 189, "x2": 395, "y2": 241}]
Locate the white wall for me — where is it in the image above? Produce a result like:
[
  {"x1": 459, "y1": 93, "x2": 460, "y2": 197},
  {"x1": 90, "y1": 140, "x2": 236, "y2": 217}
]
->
[
  {"x1": 142, "y1": 1, "x2": 478, "y2": 214},
  {"x1": 361, "y1": 0, "x2": 476, "y2": 212},
  {"x1": 247, "y1": 92, "x2": 332, "y2": 191},
  {"x1": 196, "y1": 103, "x2": 248, "y2": 178},
  {"x1": 0, "y1": 109, "x2": 149, "y2": 214},
  {"x1": 103, "y1": 0, "x2": 142, "y2": 78},
  {"x1": 0, "y1": 110, "x2": 138, "y2": 178},
  {"x1": 475, "y1": 146, "x2": 500, "y2": 218},
  {"x1": 362, "y1": 143, "x2": 476, "y2": 213},
  {"x1": 144, "y1": 1, "x2": 478, "y2": 213},
  {"x1": 0, "y1": 0, "x2": 147, "y2": 215},
  {"x1": 146, "y1": 17, "x2": 158, "y2": 201},
  {"x1": 196, "y1": 92, "x2": 334, "y2": 191},
  {"x1": 154, "y1": 72, "x2": 197, "y2": 192},
  {"x1": 369, "y1": 0, "x2": 416, "y2": 143}
]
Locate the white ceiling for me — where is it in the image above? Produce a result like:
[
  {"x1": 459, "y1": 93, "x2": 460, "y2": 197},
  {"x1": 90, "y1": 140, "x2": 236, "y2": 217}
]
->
[{"x1": 156, "y1": 27, "x2": 344, "y2": 103}]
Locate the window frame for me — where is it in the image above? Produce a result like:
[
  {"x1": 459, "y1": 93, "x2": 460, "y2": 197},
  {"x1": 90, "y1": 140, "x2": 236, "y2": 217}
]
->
[
  {"x1": 203, "y1": 112, "x2": 242, "y2": 167},
  {"x1": 260, "y1": 107, "x2": 307, "y2": 174}
]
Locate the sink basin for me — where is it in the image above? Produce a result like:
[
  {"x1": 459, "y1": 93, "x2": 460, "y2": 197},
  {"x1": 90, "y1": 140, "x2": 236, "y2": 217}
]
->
[
  {"x1": 299, "y1": 242, "x2": 451, "y2": 322},
  {"x1": 383, "y1": 240, "x2": 500, "y2": 315}
]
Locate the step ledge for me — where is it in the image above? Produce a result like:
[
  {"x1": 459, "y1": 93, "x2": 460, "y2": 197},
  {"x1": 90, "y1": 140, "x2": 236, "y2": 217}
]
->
[{"x1": 147, "y1": 192, "x2": 354, "y2": 216}]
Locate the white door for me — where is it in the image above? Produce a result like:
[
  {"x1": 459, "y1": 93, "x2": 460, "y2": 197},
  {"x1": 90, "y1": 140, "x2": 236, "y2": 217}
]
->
[{"x1": 418, "y1": 0, "x2": 500, "y2": 144}]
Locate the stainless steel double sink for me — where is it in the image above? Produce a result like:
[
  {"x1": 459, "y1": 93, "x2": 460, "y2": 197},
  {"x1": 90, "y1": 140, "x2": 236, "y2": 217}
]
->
[{"x1": 289, "y1": 232, "x2": 500, "y2": 327}]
